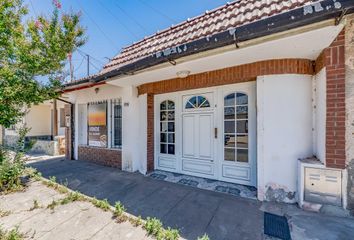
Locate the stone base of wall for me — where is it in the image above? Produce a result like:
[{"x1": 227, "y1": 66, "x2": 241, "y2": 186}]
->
[
  {"x1": 29, "y1": 140, "x2": 57, "y2": 156},
  {"x1": 78, "y1": 146, "x2": 122, "y2": 169},
  {"x1": 4, "y1": 135, "x2": 20, "y2": 148}
]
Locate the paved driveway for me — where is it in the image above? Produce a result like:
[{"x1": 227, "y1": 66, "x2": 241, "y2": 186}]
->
[{"x1": 29, "y1": 158, "x2": 263, "y2": 240}]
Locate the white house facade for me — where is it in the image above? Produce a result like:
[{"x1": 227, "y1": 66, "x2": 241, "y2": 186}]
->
[{"x1": 61, "y1": 0, "x2": 354, "y2": 213}]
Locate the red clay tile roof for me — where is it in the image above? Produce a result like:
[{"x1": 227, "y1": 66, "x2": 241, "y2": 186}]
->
[{"x1": 101, "y1": 0, "x2": 320, "y2": 74}]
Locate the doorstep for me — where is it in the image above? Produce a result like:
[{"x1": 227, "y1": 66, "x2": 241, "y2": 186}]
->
[{"x1": 148, "y1": 170, "x2": 257, "y2": 200}]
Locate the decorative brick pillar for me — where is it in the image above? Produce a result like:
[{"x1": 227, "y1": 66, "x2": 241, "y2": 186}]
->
[
  {"x1": 325, "y1": 29, "x2": 346, "y2": 169},
  {"x1": 147, "y1": 94, "x2": 154, "y2": 172}
]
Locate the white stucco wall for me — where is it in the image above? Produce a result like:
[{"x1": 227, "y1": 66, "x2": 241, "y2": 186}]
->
[
  {"x1": 25, "y1": 104, "x2": 52, "y2": 136},
  {"x1": 257, "y1": 74, "x2": 313, "y2": 202},
  {"x1": 55, "y1": 100, "x2": 66, "y2": 136},
  {"x1": 68, "y1": 84, "x2": 147, "y2": 174},
  {"x1": 313, "y1": 68, "x2": 326, "y2": 163}
]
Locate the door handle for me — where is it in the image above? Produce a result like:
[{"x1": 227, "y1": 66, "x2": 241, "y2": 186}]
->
[{"x1": 214, "y1": 127, "x2": 218, "y2": 139}]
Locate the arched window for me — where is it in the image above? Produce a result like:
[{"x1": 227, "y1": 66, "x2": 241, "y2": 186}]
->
[
  {"x1": 224, "y1": 92, "x2": 249, "y2": 163},
  {"x1": 160, "y1": 100, "x2": 175, "y2": 155},
  {"x1": 185, "y1": 95, "x2": 210, "y2": 109}
]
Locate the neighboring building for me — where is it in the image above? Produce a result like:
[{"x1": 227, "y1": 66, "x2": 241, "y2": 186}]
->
[
  {"x1": 61, "y1": 0, "x2": 354, "y2": 213},
  {"x1": 2, "y1": 100, "x2": 67, "y2": 156}
]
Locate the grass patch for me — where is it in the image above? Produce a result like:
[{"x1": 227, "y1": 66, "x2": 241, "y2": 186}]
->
[
  {"x1": 197, "y1": 234, "x2": 210, "y2": 240},
  {"x1": 0, "y1": 226, "x2": 24, "y2": 240},
  {"x1": 91, "y1": 198, "x2": 110, "y2": 211}
]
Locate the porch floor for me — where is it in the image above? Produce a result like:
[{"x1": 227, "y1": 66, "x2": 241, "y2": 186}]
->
[
  {"x1": 148, "y1": 170, "x2": 257, "y2": 200},
  {"x1": 29, "y1": 158, "x2": 263, "y2": 240}
]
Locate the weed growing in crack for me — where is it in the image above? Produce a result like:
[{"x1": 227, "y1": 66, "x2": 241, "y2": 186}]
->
[
  {"x1": 145, "y1": 217, "x2": 163, "y2": 237},
  {"x1": 0, "y1": 209, "x2": 11, "y2": 218},
  {"x1": 42, "y1": 177, "x2": 68, "y2": 194},
  {"x1": 113, "y1": 201, "x2": 126, "y2": 217},
  {"x1": 144, "y1": 217, "x2": 180, "y2": 240},
  {"x1": 113, "y1": 201, "x2": 128, "y2": 223},
  {"x1": 91, "y1": 198, "x2": 110, "y2": 211},
  {"x1": 29, "y1": 199, "x2": 40, "y2": 211},
  {"x1": 163, "y1": 227, "x2": 180, "y2": 240},
  {"x1": 129, "y1": 215, "x2": 143, "y2": 227},
  {"x1": 24, "y1": 167, "x2": 41, "y2": 181},
  {"x1": 47, "y1": 200, "x2": 59, "y2": 210},
  {"x1": 60, "y1": 191, "x2": 85, "y2": 205},
  {"x1": 59, "y1": 178, "x2": 68, "y2": 188},
  {"x1": 197, "y1": 234, "x2": 210, "y2": 240},
  {"x1": 0, "y1": 226, "x2": 24, "y2": 240},
  {"x1": 49, "y1": 176, "x2": 56, "y2": 184}
]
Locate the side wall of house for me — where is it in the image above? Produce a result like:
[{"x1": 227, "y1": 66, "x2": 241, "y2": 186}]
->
[
  {"x1": 345, "y1": 14, "x2": 354, "y2": 214},
  {"x1": 25, "y1": 104, "x2": 52, "y2": 137},
  {"x1": 257, "y1": 74, "x2": 314, "y2": 202}
]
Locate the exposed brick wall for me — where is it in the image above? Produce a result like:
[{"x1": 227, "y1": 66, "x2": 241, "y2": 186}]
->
[
  {"x1": 78, "y1": 145, "x2": 122, "y2": 169},
  {"x1": 325, "y1": 30, "x2": 346, "y2": 169},
  {"x1": 138, "y1": 58, "x2": 314, "y2": 95},
  {"x1": 147, "y1": 94, "x2": 154, "y2": 172}
]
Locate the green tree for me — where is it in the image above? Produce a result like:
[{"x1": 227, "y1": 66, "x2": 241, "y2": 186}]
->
[{"x1": 0, "y1": 0, "x2": 86, "y2": 128}]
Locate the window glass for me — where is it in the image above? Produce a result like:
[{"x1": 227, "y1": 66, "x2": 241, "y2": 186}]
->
[
  {"x1": 224, "y1": 121, "x2": 235, "y2": 134},
  {"x1": 160, "y1": 100, "x2": 175, "y2": 155},
  {"x1": 185, "y1": 95, "x2": 210, "y2": 109},
  {"x1": 59, "y1": 108, "x2": 66, "y2": 128},
  {"x1": 111, "y1": 99, "x2": 122, "y2": 148},
  {"x1": 224, "y1": 93, "x2": 249, "y2": 163},
  {"x1": 88, "y1": 101, "x2": 107, "y2": 147},
  {"x1": 224, "y1": 93, "x2": 235, "y2": 106}
]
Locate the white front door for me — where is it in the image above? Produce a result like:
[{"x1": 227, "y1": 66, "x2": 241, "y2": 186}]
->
[{"x1": 182, "y1": 112, "x2": 216, "y2": 177}]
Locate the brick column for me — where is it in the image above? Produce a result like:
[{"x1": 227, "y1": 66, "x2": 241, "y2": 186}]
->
[
  {"x1": 325, "y1": 29, "x2": 346, "y2": 169},
  {"x1": 147, "y1": 94, "x2": 154, "y2": 172}
]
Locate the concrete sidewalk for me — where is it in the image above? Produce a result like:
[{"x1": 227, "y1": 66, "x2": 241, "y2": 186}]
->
[
  {"x1": 0, "y1": 181, "x2": 152, "y2": 240},
  {"x1": 28, "y1": 158, "x2": 354, "y2": 240},
  {"x1": 29, "y1": 158, "x2": 263, "y2": 240}
]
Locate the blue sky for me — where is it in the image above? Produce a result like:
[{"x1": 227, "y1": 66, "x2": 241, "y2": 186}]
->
[{"x1": 25, "y1": 0, "x2": 229, "y2": 81}]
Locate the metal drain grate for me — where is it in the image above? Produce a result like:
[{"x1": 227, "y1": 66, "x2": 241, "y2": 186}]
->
[{"x1": 264, "y1": 212, "x2": 291, "y2": 240}]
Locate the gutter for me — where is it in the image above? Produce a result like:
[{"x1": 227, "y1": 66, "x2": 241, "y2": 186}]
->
[{"x1": 64, "y1": 0, "x2": 354, "y2": 88}]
